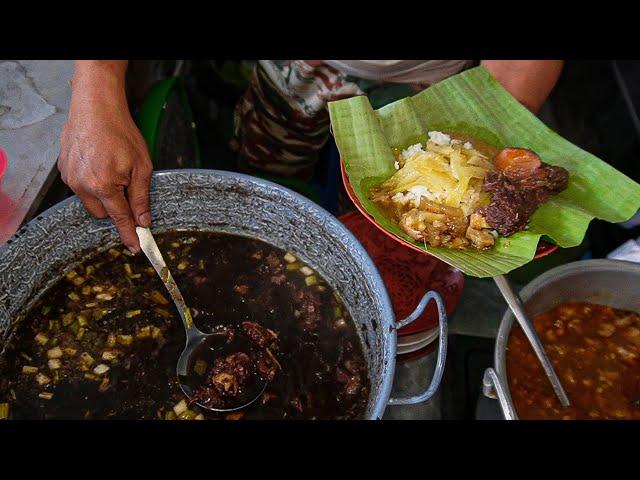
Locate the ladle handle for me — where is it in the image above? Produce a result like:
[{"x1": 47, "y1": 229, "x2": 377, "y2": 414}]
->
[
  {"x1": 493, "y1": 274, "x2": 570, "y2": 407},
  {"x1": 135, "y1": 227, "x2": 197, "y2": 333}
]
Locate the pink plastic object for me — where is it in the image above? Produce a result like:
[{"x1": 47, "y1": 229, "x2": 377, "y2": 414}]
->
[{"x1": 0, "y1": 147, "x2": 7, "y2": 186}]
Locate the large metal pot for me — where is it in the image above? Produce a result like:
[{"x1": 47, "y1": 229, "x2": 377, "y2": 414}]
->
[
  {"x1": 483, "y1": 259, "x2": 640, "y2": 420},
  {"x1": 0, "y1": 170, "x2": 447, "y2": 420}
]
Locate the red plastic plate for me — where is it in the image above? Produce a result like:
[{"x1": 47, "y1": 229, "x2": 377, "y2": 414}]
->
[{"x1": 339, "y1": 211, "x2": 465, "y2": 336}]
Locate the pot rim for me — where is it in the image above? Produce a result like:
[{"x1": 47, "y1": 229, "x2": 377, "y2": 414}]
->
[
  {"x1": 1, "y1": 168, "x2": 398, "y2": 419},
  {"x1": 493, "y1": 258, "x2": 640, "y2": 417}
]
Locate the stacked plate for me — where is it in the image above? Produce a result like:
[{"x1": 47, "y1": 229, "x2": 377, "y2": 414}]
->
[
  {"x1": 339, "y1": 211, "x2": 465, "y2": 359},
  {"x1": 397, "y1": 327, "x2": 441, "y2": 355}
]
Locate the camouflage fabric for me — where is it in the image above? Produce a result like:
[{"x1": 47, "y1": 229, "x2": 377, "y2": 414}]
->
[{"x1": 231, "y1": 61, "x2": 426, "y2": 179}]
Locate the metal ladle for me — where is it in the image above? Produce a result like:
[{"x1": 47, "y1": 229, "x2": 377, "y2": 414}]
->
[
  {"x1": 493, "y1": 274, "x2": 570, "y2": 407},
  {"x1": 135, "y1": 227, "x2": 267, "y2": 412}
]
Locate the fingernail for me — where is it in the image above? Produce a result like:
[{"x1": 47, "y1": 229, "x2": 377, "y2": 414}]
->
[
  {"x1": 138, "y1": 212, "x2": 151, "y2": 227},
  {"x1": 127, "y1": 245, "x2": 139, "y2": 255}
]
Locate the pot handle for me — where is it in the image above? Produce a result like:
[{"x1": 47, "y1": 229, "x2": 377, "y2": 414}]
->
[
  {"x1": 387, "y1": 290, "x2": 448, "y2": 406},
  {"x1": 482, "y1": 368, "x2": 517, "y2": 420}
]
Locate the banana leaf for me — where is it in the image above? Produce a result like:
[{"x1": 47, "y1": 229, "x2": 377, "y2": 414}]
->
[{"x1": 328, "y1": 66, "x2": 640, "y2": 277}]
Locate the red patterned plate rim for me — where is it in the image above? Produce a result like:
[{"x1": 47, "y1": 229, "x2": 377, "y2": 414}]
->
[
  {"x1": 340, "y1": 157, "x2": 559, "y2": 262},
  {"x1": 339, "y1": 210, "x2": 465, "y2": 336}
]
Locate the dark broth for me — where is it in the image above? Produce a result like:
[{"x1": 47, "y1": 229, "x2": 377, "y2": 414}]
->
[{"x1": 0, "y1": 231, "x2": 369, "y2": 420}]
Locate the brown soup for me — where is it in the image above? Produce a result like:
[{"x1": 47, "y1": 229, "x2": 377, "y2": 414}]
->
[
  {"x1": 0, "y1": 231, "x2": 369, "y2": 420},
  {"x1": 507, "y1": 302, "x2": 640, "y2": 419}
]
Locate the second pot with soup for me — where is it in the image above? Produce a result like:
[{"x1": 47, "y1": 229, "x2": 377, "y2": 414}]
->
[{"x1": 483, "y1": 259, "x2": 640, "y2": 420}]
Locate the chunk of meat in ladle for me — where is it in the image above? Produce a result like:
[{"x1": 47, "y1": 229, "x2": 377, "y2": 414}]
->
[{"x1": 188, "y1": 325, "x2": 281, "y2": 411}]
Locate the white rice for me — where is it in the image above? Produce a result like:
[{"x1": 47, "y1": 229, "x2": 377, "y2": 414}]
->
[
  {"x1": 391, "y1": 192, "x2": 408, "y2": 204},
  {"x1": 391, "y1": 185, "x2": 447, "y2": 208},
  {"x1": 400, "y1": 143, "x2": 425, "y2": 160},
  {"x1": 427, "y1": 131, "x2": 451, "y2": 146}
]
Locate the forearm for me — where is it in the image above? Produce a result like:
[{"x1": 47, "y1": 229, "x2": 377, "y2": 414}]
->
[
  {"x1": 60, "y1": 60, "x2": 152, "y2": 252},
  {"x1": 71, "y1": 60, "x2": 129, "y2": 106},
  {"x1": 480, "y1": 60, "x2": 564, "y2": 113}
]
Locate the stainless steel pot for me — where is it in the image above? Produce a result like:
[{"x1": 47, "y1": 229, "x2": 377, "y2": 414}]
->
[
  {"x1": 483, "y1": 259, "x2": 640, "y2": 420},
  {"x1": 0, "y1": 170, "x2": 447, "y2": 419}
]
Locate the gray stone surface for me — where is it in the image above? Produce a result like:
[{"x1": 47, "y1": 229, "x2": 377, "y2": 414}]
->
[
  {"x1": 447, "y1": 277, "x2": 512, "y2": 339},
  {"x1": 0, "y1": 60, "x2": 73, "y2": 245},
  {"x1": 0, "y1": 62, "x2": 55, "y2": 129}
]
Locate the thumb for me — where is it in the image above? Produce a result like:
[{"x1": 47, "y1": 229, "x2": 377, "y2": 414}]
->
[{"x1": 127, "y1": 159, "x2": 153, "y2": 228}]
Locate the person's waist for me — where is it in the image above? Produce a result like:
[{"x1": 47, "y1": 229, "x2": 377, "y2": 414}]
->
[{"x1": 323, "y1": 60, "x2": 472, "y2": 84}]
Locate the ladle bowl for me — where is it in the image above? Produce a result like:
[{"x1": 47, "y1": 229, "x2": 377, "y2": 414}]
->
[{"x1": 136, "y1": 226, "x2": 268, "y2": 412}]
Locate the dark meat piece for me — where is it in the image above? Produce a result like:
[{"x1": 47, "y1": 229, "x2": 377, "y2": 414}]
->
[
  {"x1": 289, "y1": 397, "x2": 304, "y2": 413},
  {"x1": 255, "y1": 350, "x2": 280, "y2": 381},
  {"x1": 225, "y1": 328, "x2": 236, "y2": 345},
  {"x1": 265, "y1": 252, "x2": 282, "y2": 271},
  {"x1": 241, "y1": 321, "x2": 278, "y2": 349},
  {"x1": 211, "y1": 372, "x2": 239, "y2": 396},
  {"x1": 479, "y1": 163, "x2": 569, "y2": 236},
  {"x1": 191, "y1": 329, "x2": 282, "y2": 409},
  {"x1": 343, "y1": 359, "x2": 363, "y2": 396},
  {"x1": 261, "y1": 391, "x2": 277, "y2": 405},
  {"x1": 191, "y1": 351, "x2": 254, "y2": 406},
  {"x1": 345, "y1": 377, "x2": 363, "y2": 396},
  {"x1": 233, "y1": 284, "x2": 249, "y2": 294},
  {"x1": 478, "y1": 174, "x2": 529, "y2": 235},
  {"x1": 344, "y1": 359, "x2": 362, "y2": 375},
  {"x1": 336, "y1": 368, "x2": 362, "y2": 397},
  {"x1": 189, "y1": 386, "x2": 223, "y2": 409},
  {"x1": 225, "y1": 412, "x2": 245, "y2": 420},
  {"x1": 291, "y1": 285, "x2": 305, "y2": 302},
  {"x1": 254, "y1": 288, "x2": 273, "y2": 309},
  {"x1": 299, "y1": 290, "x2": 322, "y2": 331},
  {"x1": 210, "y1": 324, "x2": 236, "y2": 344},
  {"x1": 210, "y1": 352, "x2": 253, "y2": 397},
  {"x1": 519, "y1": 164, "x2": 569, "y2": 194},
  {"x1": 336, "y1": 367, "x2": 351, "y2": 384}
]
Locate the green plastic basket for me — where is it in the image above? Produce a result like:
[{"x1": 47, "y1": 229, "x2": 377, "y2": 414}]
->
[{"x1": 135, "y1": 77, "x2": 201, "y2": 169}]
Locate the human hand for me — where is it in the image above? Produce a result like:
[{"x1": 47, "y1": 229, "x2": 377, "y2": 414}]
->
[{"x1": 58, "y1": 61, "x2": 153, "y2": 253}]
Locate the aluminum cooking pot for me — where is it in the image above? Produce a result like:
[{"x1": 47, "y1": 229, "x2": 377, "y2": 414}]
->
[
  {"x1": 0, "y1": 170, "x2": 448, "y2": 420},
  {"x1": 483, "y1": 259, "x2": 640, "y2": 420}
]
